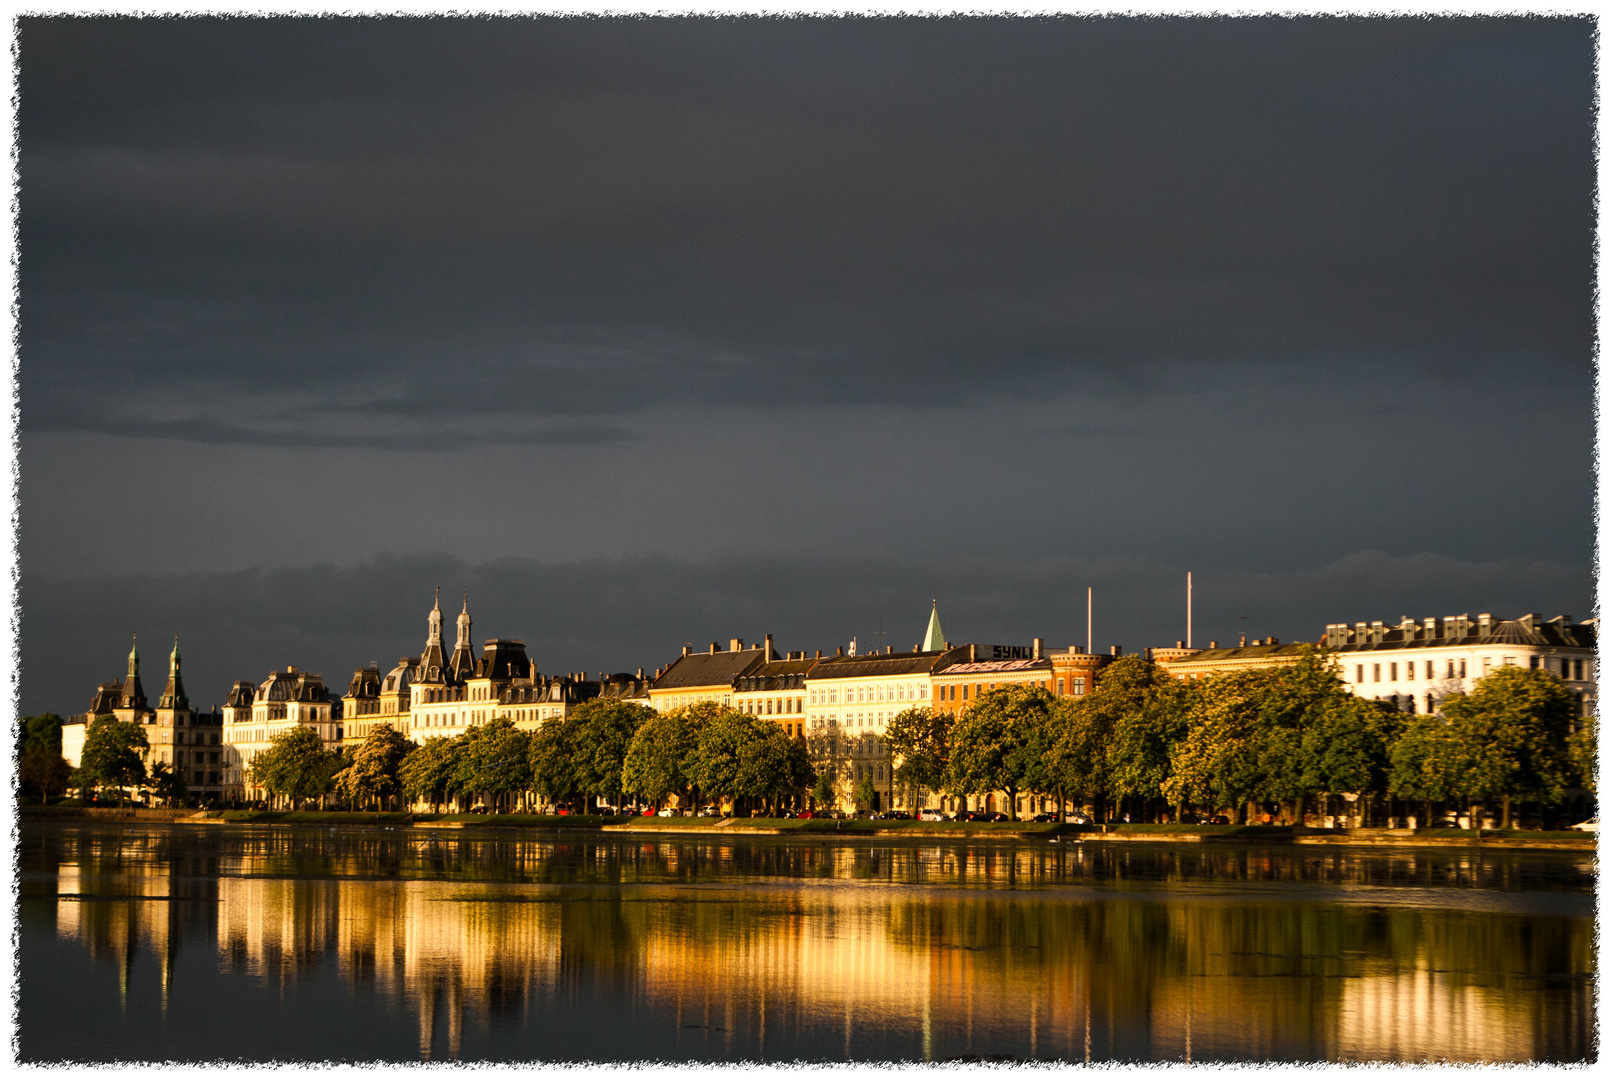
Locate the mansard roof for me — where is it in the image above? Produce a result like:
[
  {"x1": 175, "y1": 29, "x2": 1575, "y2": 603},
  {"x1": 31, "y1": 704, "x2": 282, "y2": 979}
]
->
[
  {"x1": 808, "y1": 647, "x2": 963, "y2": 681},
  {"x1": 473, "y1": 639, "x2": 530, "y2": 682},
  {"x1": 256, "y1": 667, "x2": 331, "y2": 702},
  {"x1": 347, "y1": 666, "x2": 382, "y2": 699},
  {"x1": 1323, "y1": 613, "x2": 1595, "y2": 653},
  {"x1": 735, "y1": 657, "x2": 819, "y2": 692},
  {"x1": 225, "y1": 680, "x2": 256, "y2": 708}
]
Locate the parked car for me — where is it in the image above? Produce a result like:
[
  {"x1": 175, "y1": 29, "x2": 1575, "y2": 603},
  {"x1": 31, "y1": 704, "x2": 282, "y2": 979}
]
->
[
  {"x1": 918, "y1": 809, "x2": 948, "y2": 821},
  {"x1": 1570, "y1": 817, "x2": 1599, "y2": 832},
  {"x1": 696, "y1": 807, "x2": 719, "y2": 817},
  {"x1": 641, "y1": 807, "x2": 657, "y2": 816},
  {"x1": 796, "y1": 810, "x2": 815, "y2": 819},
  {"x1": 657, "y1": 807, "x2": 678, "y2": 817},
  {"x1": 881, "y1": 811, "x2": 911, "y2": 820},
  {"x1": 1208, "y1": 815, "x2": 1231, "y2": 825},
  {"x1": 1063, "y1": 812, "x2": 1091, "y2": 825},
  {"x1": 1030, "y1": 813, "x2": 1055, "y2": 823}
]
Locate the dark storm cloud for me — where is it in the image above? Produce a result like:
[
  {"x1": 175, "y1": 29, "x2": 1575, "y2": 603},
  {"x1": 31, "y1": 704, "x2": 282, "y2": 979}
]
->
[
  {"x1": 19, "y1": 16, "x2": 1593, "y2": 447},
  {"x1": 21, "y1": 548, "x2": 1592, "y2": 718}
]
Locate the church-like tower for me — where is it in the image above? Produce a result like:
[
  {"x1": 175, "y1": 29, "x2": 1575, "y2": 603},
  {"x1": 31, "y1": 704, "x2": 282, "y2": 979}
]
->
[
  {"x1": 448, "y1": 592, "x2": 476, "y2": 682},
  {"x1": 158, "y1": 635, "x2": 189, "y2": 711},
  {"x1": 119, "y1": 634, "x2": 149, "y2": 712}
]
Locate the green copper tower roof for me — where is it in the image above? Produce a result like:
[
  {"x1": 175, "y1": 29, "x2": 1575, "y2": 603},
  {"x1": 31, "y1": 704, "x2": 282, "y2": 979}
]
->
[{"x1": 921, "y1": 601, "x2": 946, "y2": 652}]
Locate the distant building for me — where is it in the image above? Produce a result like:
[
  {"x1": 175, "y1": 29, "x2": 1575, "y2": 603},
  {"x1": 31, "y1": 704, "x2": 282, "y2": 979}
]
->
[
  {"x1": 649, "y1": 639, "x2": 770, "y2": 712},
  {"x1": 1045, "y1": 645, "x2": 1113, "y2": 698},
  {"x1": 410, "y1": 590, "x2": 478, "y2": 737},
  {"x1": 931, "y1": 641, "x2": 1054, "y2": 717},
  {"x1": 1154, "y1": 637, "x2": 1311, "y2": 680},
  {"x1": 732, "y1": 642, "x2": 816, "y2": 739},
  {"x1": 804, "y1": 643, "x2": 959, "y2": 812},
  {"x1": 234, "y1": 666, "x2": 337, "y2": 801},
  {"x1": 340, "y1": 666, "x2": 385, "y2": 748},
  {"x1": 1324, "y1": 612, "x2": 1596, "y2": 716},
  {"x1": 61, "y1": 636, "x2": 227, "y2": 804}
]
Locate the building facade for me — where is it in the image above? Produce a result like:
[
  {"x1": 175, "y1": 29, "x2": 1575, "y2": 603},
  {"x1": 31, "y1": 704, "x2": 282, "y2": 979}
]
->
[
  {"x1": 731, "y1": 648, "x2": 817, "y2": 739},
  {"x1": 1324, "y1": 612, "x2": 1597, "y2": 715},
  {"x1": 649, "y1": 639, "x2": 770, "y2": 712}
]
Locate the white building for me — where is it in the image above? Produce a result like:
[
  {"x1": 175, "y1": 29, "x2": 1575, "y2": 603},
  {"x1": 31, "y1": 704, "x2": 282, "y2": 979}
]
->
[{"x1": 1324, "y1": 612, "x2": 1596, "y2": 715}]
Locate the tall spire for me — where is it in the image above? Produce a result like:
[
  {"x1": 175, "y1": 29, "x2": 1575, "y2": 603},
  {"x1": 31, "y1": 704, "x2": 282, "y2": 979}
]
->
[
  {"x1": 127, "y1": 634, "x2": 140, "y2": 679},
  {"x1": 120, "y1": 634, "x2": 148, "y2": 711},
  {"x1": 427, "y1": 587, "x2": 443, "y2": 646},
  {"x1": 159, "y1": 633, "x2": 189, "y2": 711},
  {"x1": 449, "y1": 591, "x2": 476, "y2": 682},
  {"x1": 921, "y1": 601, "x2": 946, "y2": 652}
]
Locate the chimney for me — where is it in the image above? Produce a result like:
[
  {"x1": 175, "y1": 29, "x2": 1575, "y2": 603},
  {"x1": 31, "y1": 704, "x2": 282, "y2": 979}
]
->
[
  {"x1": 765, "y1": 633, "x2": 774, "y2": 658},
  {"x1": 836, "y1": 647, "x2": 844, "y2": 657},
  {"x1": 637, "y1": 668, "x2": 644, "y2": 679},
  {"x1": 710, "y1": 642, "x2": 719, "y2": 655},
  {"x1": 1032, "y1": 637, "x2": 1043, "y2": 659},
  {"x1": 1209, "y1": 641, "x2": 1218, "y2": 649},
  {"x1": 1478, "y1": 613, "x2": 1494, "y2": 635},
  {"x1": 815, "y1": 650, "x2": 822, "y2": 659},
  {"x1": 969, "y1": 644, "x2": 978, "y2": 661},
  {"x1": 1175, "y1": 640, "x2": 1185, "y2": 649},
  {"x1": 730, "y1": 638, "x2": 743, "y2": 652},
  {"x1": 682, "y1": 646, "x2": 691, "y2": 657},
  {"x1": 1239, "y1": 634, "x2": 1247, "y2": 647},
  {"x1": 1110, "y1": 645, "x2": 1121, "y2": 657},
  {"x1": 1268, "y1": 636, "x2": 1279, "y2": 646}
]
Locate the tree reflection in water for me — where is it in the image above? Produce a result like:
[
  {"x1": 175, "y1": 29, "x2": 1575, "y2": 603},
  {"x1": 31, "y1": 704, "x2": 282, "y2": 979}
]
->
[{"x1": 19, "y1": 823, "x2": 1596, "y2": 1063}]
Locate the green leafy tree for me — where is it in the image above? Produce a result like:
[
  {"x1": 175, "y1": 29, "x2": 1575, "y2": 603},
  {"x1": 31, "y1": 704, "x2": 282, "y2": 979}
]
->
[
  {"x1": 17, "y1": 713, "x2": 65, "y2": 758},
  {"x1": 811, "y1": 770, "x2": 836, "y2": 812},
  {"x1": 247, "y1": 725, "x2": 340, "y2": 808},
  {"x1": 1389, "y1": 711, "x2": 1468, "y2": 827},
  {"x1": 335, "y1": 723, "x2": 416, "y2": 809},
  {"x1": 78, "y1": 716, "x2": 150, "y2": 805},
  {"x1": 148, "y1": 759, "x2": 188, "y2": 807},
  {"x1": 946, "y1": 684, "x2": 1057, "y2": 820},
  {"x1": 1083, "y1": 658, "x2": 1187, "y2": 816},
  {"x1": 1164, "y1": 648, "x2": 1356, "y2": 824},
  {"x1": 884, "y1": 706, "x2": 949, "y2": 814},
  {"x1": 1440, "y1": 665, "x2": 1579, "y2": 829},
  {"x1": 685, "y1": 707, "x2": 779, "y2": 813},
  {"x1": 621, "y1": 703, "x2": 716, "y2": 810},
  {"x1": 1302, "y1": 696, "x2": 1399, "y2": 812},
  {"x1": 1568, "y1": 718, "x2": 1596, "y2": 796},
  {"x1": 451, "y1": 717, "x2": 532, "y2": 813},
  {"x1": 18, "y1": 746, "x2": 73, "y2": 803},
  {"x1": 731, "y1": 720, "x2": 814, "y2": 814},
  {"x1": 854, "y1": 775, "x2": 877, "y2": 812},
  {"x1": 567, "y1": 699, "x2": 655, "y2": 812},
  {"x1": 527, "y1": 716, "x2": 580, "y2": 811},
  {"x1": 399, "y1": 736, "x2": 458, "y2": 812}
]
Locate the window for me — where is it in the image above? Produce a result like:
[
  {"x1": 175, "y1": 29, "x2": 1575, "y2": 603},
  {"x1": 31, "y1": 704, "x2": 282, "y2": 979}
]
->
[
  {"x1": 1356, "y1": 665, "x2": 1364, "y2": 683},
  {"x1": 1057, "y1": 679, "x2": 1065, "y2": 695},
  {"x1": 1483, "y1": 657, "x2": 1492, "y2": 675},
  {"x1": 1529, "y1": 656, "x2": 1539, "y2": 670},
  {"x1": 1372, "y1": 664, "x2": 1380, "y2": 682},
  {"x1": 961, "y1": 685, "x2": 969, "y2": 701},
  {"x1": 1575, "y1": 659, "x2": 1584, "y2": 681},
  {"x1": 1406, "y1": 661, "x2": 1415, "y2": 681},
  {"x1": 1389, "y1": 663, "x2": 1397, "y2": 680},
  {"x1": 1459, "y1": 659, "x2": 1467, "y2": 678},
  {"x1": 1073, "y1": 677, "x2": 1086, "y2": 695},
  {"x1": 1503, "y1": 656, "x2": 1515, "y2": 667}
]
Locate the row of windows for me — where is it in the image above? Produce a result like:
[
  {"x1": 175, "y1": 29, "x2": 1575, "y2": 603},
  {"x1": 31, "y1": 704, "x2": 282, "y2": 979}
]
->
[
  {"x1": 809, "y1": 683, "x2": 928, "y2": 706},
  {"x1": 1356, "y1": 656, "x2": 1588, "y2": 684},
  {"x1": 738, "y1": 697, "x2": 804, "y2": 716}
]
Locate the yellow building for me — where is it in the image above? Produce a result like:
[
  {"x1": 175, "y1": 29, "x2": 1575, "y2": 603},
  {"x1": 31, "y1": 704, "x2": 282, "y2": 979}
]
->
[
  {"x1": 1154, "y1": 637, "x2": 1311, "y2": 681},
  {"x1": 230, "y1": 666, "x2": 338, "y2": 802},
  {"x1": 730, "y1": 641, "x2": 815, "y2": 739},
  {"x1": 648, "y1": 638, "x2": 770, "y2": 712}
]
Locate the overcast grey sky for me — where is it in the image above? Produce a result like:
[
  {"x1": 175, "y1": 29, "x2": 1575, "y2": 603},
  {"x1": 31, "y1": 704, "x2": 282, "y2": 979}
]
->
[{"x1": 18, "y1": 16, "x2": 1594, "y2": 716}]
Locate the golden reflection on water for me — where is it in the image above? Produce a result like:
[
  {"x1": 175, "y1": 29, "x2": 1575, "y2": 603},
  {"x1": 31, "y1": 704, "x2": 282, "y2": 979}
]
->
[{"x1": 30, "y1": 827, "x2": 1596, "y2": 1062}]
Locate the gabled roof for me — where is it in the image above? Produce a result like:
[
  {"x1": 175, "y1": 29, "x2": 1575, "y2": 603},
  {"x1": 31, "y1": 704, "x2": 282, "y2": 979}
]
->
[{"x1": 652, "y1": 647, "x2": 769, "y2": 690}]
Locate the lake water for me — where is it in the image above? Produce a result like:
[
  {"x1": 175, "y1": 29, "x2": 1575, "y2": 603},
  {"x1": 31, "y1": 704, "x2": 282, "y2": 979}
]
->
[{"x1": 16, "y1": 823, "x2": 1597, "y2": 1063}]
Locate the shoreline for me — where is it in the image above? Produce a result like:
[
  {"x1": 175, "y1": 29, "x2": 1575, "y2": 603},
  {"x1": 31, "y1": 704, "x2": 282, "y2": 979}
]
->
[{"x1": 18, "y1": 806, "x2": 1597, "y2": 850}]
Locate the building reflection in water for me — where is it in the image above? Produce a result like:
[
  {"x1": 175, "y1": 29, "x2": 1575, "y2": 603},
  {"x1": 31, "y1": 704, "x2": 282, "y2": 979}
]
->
[{"x1": 34, "y1": 828, "x2": 1595, "y2": 1062}]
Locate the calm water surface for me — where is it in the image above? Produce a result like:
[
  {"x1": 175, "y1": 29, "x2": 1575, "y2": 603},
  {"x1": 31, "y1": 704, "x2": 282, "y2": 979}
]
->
[{"x1": 17, "y1": 823, "x2": 1597, "y2": 1062}]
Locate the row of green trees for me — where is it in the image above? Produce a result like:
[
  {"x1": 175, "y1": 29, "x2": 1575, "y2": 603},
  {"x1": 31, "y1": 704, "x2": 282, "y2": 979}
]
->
[
  {"x1": 884, "y1": 649, "x2": 1596, "y2": 828},
  {"x1": 245, "y1": 698, "x2": 815, "y2": 815},
  {"x1": 16, "y1": 714, "x2": 190, "y2": 806}
]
